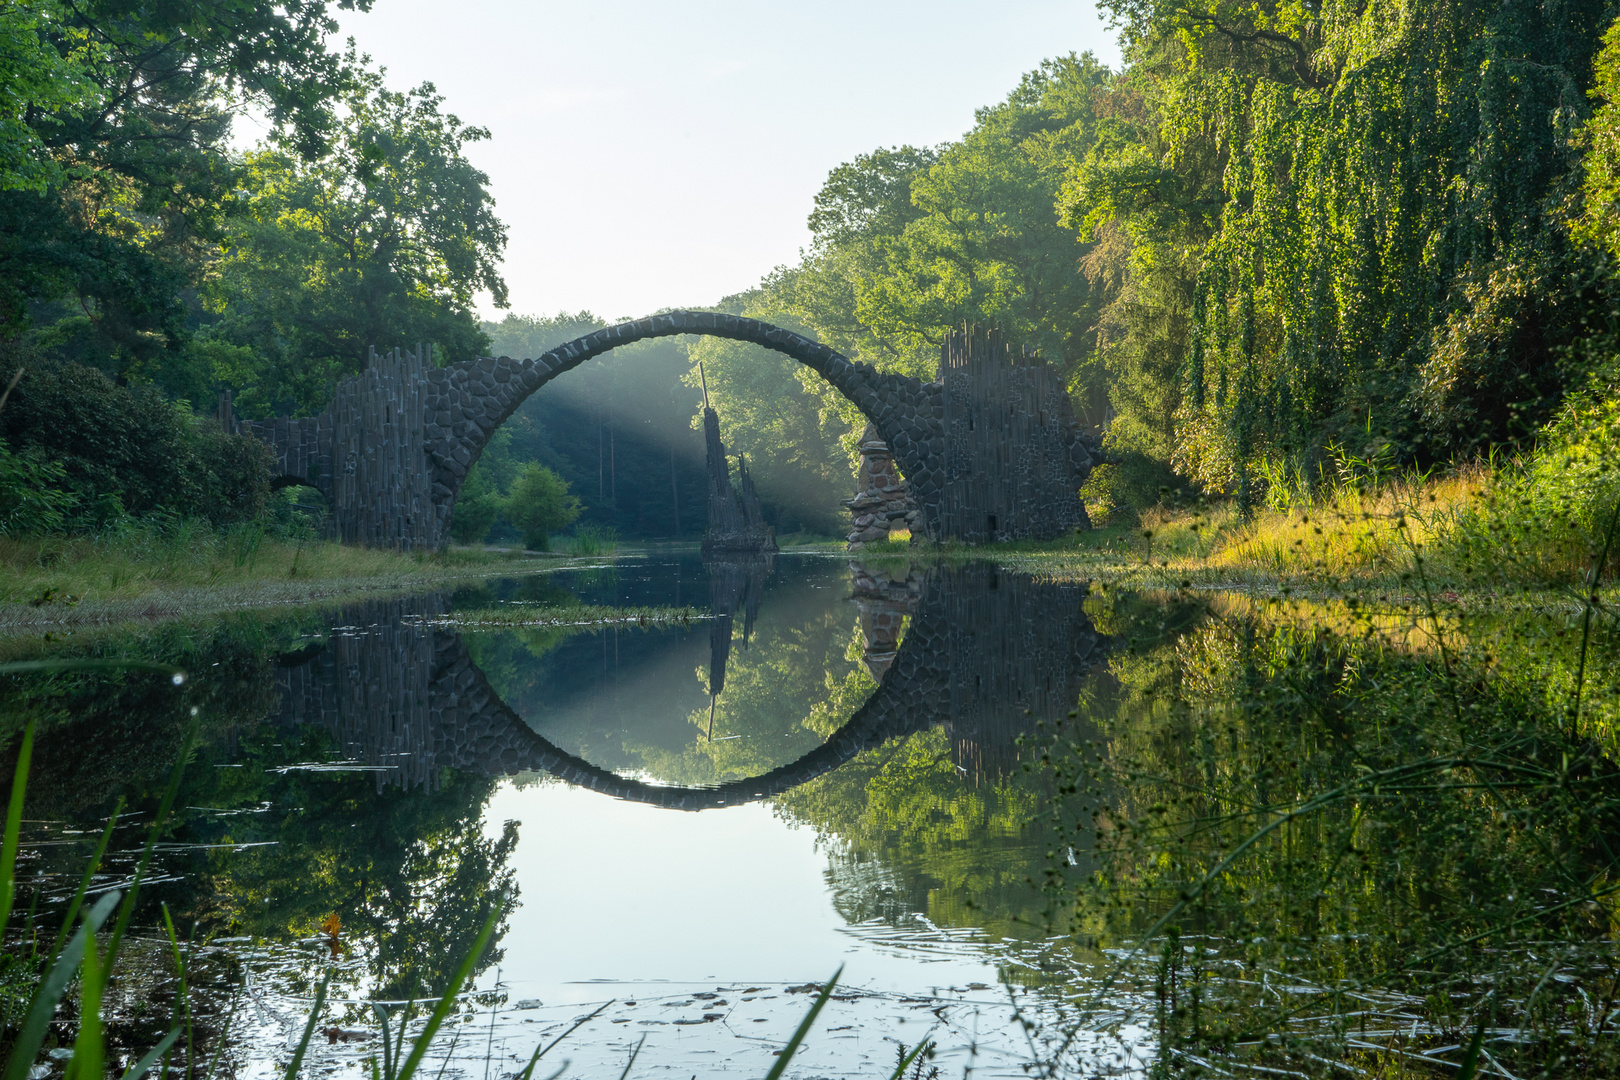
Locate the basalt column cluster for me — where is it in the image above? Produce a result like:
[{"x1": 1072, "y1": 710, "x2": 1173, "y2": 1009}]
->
[
  {"x1": 935, "y1": 326, "x2": 1100, "y2": 543},
  {"x1": 700, "y1": 407, "x2": 777, "y2": 557}
]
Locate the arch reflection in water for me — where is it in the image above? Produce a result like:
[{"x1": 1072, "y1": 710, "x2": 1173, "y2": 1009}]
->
[{"x1": 270, "y1": 562, "x2": 1108, "y2": 804}]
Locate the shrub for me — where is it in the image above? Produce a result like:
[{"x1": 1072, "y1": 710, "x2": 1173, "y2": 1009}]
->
[
  {"x1": 0, "y1": 361, "x2": 271, "y2": 530},
  {"x1": 1444, "y1": 359, "x2": 1620, "y2": 582},
  {"x1": 447, "y1": 465, "x2": 504, "y2": 545},
  {"x1": 502, "y1": 464, "x2": 581, "y2": 551},
  {"x1": 0, "y1": 442, "x2": 78, "y2": 534},
  {"x1": 1079, "y1": 450, "x2": 1185, "y2": 526}
]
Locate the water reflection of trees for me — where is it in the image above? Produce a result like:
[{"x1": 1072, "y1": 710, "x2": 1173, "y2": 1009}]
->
[
  {"x1": 1034, "y1": 592, "x2": 1620, "y2": 1077},
  {"x1": 184, "y1": 725, "x2": 518, "y2": 1001},
  {"x1": 773, "y1": 562, "x2": 1115, "y2": 941},
  {"x1": 1, "y1": 611, "x2": 519, "y2": 1003}
]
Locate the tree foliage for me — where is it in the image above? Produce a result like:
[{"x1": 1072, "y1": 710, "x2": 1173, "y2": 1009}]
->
[
  {"x1": 0, "y1": 0, "x2": 374, "y2": 377},
  {"x1": 1068, "y1": 0, "x2": 1620, "y2": 507},
  {"x1": 203, "y1": 63, "x2": 508, "y2": 417},
  {"x1": 0, "y1": 360, "x2": 271, "y2": 527},
  {"x1": 504, "y1": 463, "x2": 581, "y2": 551}
]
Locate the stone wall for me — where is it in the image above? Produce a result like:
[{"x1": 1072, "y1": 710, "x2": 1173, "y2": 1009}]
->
[{"x1": 245, "y1": 311, "x2": 1099, "y2": 550}]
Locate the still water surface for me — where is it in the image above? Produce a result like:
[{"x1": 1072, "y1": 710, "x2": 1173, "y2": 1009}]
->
[{"x1": 12, "y1": 553, "x2": 1153, "y2": 1077}]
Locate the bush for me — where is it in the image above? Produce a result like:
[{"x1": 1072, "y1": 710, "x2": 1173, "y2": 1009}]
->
[
  {"x1": 0, "y1": 361, "x2": 272, "y2": 529},
  {"x1": 503, "y1": 464, "x2": 581, "y2": 551},
  {"x1": 0, "y1": 442, "x2": 78, "y2": 533},
  {"x1": 448, "y1": 465, "x2": 504, "y2": 545},
  {"x1": 1445, "y1": 360, "x2": 1620, "y2": 581},
  {"x1": 1079, "y1": 450, "x2": 1185, "y2": 526}
]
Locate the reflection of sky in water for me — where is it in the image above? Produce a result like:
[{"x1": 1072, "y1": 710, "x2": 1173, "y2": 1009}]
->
[
  {"x1": 234, "y1": 780, "x2": 1150, "y2": 1078},
  {"x1": 482, "y1": 782, "x2": 1002, "y2": 990},
  {"x1": 466, "y1": 554, "x2": 865, "y2": 782}
]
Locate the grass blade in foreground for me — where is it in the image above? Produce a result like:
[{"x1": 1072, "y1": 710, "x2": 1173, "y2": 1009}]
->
[
  {"x1": 762, "y1": 966, "x2": 842, "y2": 1080},
  {"x1": 886, "y1": 1037, "x2": 934, "y2": 1080},
  {"x1": 62, "y1": 925, "x2": 104, "y2": 1080},
  {"x1": 281, "y1": 974, "x2": 330, "y2": 1080},
  {"x1": 614, "y1": 1034, "x2": 645, "y2": 1080},
  {"x1": 119, "y1": 1030, "x2": 181, "y2": 1080},
  {"x1": 46, "y1": 796, "x2": 122, "y2": 970},
  {"x1": 0, "y1": 719, "x2": 34, "y2": 936},
  {"x1": 390, "y1": 906, "x2": 501, "y2": 1080},
  {"x1": 104, "y1": 720, "x2": 195, "y2": 971},
  {"x1": 513, "y1": 1000, "x2": 611, "y2": 1078},
  {"x1": 2, "y1": 891, "x2": 121, "y2": 1080}
]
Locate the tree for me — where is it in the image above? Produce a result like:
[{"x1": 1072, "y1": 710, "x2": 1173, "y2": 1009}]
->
[
  {"x1": 447, "y1": 463, "x2": 503, "y2": 545},
  {"x1": 1067, "y1": 0, "x2": 1619, "y2": 502},
  {"x1": 503, "y1": 464, "x2": 581, "y2": 550},
  {"x1": 202, "y1": 61, "x2": 508, "y2": 416},
  {"x1": 686, "y1": 55, "x2": 1122, "y2": 530},
  {"x1": 1, "y1": 0, "x2": 373, "y2": 393}
]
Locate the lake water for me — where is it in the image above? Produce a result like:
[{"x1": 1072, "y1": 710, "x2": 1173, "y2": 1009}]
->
[
  {"x1": 13, "y1": 550, "x2": 1615, "y2": 1078},
  {"x1": 6, "y1": 553, "x2": 1156, "y2": 1078}
]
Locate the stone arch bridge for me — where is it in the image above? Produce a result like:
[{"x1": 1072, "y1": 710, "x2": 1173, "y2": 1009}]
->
[
  {"x1": 241, "y1": 311, "x2": 1100, "y2": 547},
  {"x1": 269, "y1": 563, "x2": 1107, "y2": 808}
]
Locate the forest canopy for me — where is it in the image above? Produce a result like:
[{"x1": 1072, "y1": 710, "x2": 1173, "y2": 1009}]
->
[{"x1": 5, "y1": 0, "x2": 1620, "y2": 538}]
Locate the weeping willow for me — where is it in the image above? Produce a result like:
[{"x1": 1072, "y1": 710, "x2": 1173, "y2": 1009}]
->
[{"x1": 1076, "y1": 0, "x2": 1620, "y2": 501}]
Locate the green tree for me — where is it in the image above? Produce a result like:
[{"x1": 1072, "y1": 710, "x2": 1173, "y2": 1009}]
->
[
  {"x1": 202, "y1": 61, "x2": 508, "y2": 416},
  {"x1": 689, "y1": 54, "x2": 1121, "y2": 523},
  {"x1": 1, "y1": 0, "x2": 373, "y2": 395},
  {"x1": 1067, "y1": 0, "x2": 1620, "y2": 502},
  {"x1": 447, "y1": 463, "x2": 504, "y2": 545},
  {"x1": 503, "y1": 463, "x2": 581, "y2": 550}
]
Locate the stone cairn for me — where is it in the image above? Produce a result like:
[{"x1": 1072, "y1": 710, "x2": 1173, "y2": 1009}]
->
[
  {"x1": 849, "y1": 561, "x2": 923, "y2": 679},
  {"x1": 700, "y1": 406, "x2": 777, "y2": 557},
  {"x1": 843, "y1": 423, "x2": 921, "y2": 550}
]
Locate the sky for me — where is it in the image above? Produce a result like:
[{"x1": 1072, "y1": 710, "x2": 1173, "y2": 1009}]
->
[{"x1": 326, "y1": 0, "x2": 1121, "y2": 322}]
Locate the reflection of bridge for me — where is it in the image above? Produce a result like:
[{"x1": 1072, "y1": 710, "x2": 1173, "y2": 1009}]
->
[
  {"x1": 269, "y1": 563, "x2": 1107, "y2": 808},
  {"x1": 241, "y1": 314, "x2": 1100, "y2": 548}
]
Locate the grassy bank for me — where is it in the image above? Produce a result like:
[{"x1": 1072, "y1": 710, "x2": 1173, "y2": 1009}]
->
[
  {"x1": 0, "y1": 529, "x2": 592, "y2": 634},
  {"x1": 902, "y1": 465, "x2": 1618, "y2": 613}
]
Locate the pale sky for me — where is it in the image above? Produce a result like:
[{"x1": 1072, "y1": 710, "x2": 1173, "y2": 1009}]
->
[{"x1": 332, "y1": 0, "x2": 1121, "y2": 321}]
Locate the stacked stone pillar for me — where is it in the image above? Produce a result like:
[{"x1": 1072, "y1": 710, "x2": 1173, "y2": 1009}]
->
[{"x1": 843, "y1": 424, "x2": 921, "y2": 550}]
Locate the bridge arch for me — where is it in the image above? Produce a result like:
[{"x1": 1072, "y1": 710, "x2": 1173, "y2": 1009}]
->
[
  {"x1": 245, "y1": 313, "x2": 1099, "y2": 549},
  {"x1": 420, "y1": 311, "x2": 944, "y2": 545},
  {"x1": 269, "y1": 565, "x2": 1107, "y2": 809}
]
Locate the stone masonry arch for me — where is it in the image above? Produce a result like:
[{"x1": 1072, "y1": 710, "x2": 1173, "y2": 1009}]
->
[
  {"x1": 244, "y1": 312, "x2": 1098, "y2": 548},
  {"x1": 269, "y1": 564, "x2": 1107, "y2": 810}
]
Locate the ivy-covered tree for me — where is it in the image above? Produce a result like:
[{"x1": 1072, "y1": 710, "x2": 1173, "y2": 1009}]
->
[{"x1": 1068, "y1": 0, "x2": 1620, "y2": 506}]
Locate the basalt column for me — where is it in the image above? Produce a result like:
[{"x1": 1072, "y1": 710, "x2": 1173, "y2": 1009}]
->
[
  {"x1": 937, "y1": 326, "x2": 1098, "y2": 543},
  {"x1": 700, "y1": 407, "x2": 777, "y2": 557}
]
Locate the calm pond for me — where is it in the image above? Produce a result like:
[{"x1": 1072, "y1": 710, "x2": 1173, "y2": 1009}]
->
[{"x1": 6, "y1": 552, "x2": 1618, "y2": 1077}]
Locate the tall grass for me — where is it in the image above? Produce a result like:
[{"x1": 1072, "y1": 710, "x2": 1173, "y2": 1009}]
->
[
  {"x1": 553, "y1": 524, "x2": 618, "y2": 557},
  {"x1": 0, "y1": 526, "x2": 563, "y2": 633}
]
